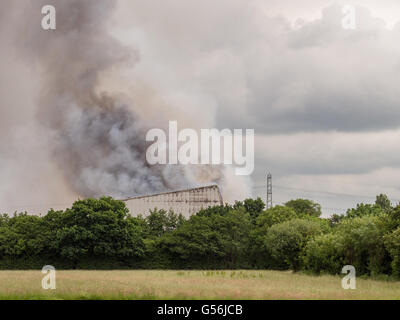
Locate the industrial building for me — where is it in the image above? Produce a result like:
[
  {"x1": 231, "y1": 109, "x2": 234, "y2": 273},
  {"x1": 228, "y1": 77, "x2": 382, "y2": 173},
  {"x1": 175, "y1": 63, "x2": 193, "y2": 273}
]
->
[{"x1": 122, "y1": 185, "x2": 223, "y2": 217}]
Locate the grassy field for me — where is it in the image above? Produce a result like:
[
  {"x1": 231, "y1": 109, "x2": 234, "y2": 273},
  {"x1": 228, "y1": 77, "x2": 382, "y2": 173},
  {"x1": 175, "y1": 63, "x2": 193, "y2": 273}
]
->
[{"x1": 0, "y1": 270, "x2": 399, "y2": 300}]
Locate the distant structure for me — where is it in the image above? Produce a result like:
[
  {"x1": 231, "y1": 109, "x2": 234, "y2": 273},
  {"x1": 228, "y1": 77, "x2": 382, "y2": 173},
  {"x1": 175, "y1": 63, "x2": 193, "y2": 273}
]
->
[
  {"x1": 122, "y1": 185, "x2": 223, "y2": 218},
  {"x1": 266, "y1": 173, "x2": 272, "y2": 209}
]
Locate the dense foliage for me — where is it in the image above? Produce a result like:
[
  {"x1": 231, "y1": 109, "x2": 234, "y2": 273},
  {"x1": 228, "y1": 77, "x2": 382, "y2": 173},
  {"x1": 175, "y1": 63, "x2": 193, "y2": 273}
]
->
[{"x1": 1, "y1": 194, "x2": 400, "y2": 277}]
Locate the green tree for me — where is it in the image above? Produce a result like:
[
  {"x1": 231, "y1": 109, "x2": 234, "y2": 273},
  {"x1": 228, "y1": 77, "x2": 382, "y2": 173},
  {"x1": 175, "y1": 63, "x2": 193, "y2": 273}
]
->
[
  {"x1": 145, "y1": 209, "x2": 185, "y2": 238},
  {"x1": 384, "y1": 226, "x2": 400, "y2": 277},
  {"x1": 305, "y1": 214, "x2": 391, "y2": 276},
  {"x1": 302, "y1": 233, "x2": 343, "y2": 274},
  {"x1": 256, "y1": 205, "x2": 298, "y2": 230},
  {"x1": 0, "y1": 213, "x2": 48, "y2": 258},
  {"x1": 264, "y1": 218, "x2": 327, "y2": 271},
  {"x1": 328, "y1": 213, "x2": 345, "y2": 227},
  {"x1": 249, "y1": 205, "x2": 299, "y2": 269},
  {"x1": 346, "y1": 203, "x2": 384, "y2": 219},
  {"x1": 383, "y1": 204, "x2": 400, "y2": 231},
  {"x1": 285, "y1": 199, "x2": 322, "y2": 217},
  {"x1": 196, "y1": 204, "x2": 233, "y2": 217},
  {"x1": 375, "y1": 194, "x2": 392, "y2": 212},
  {"x1": 160, "y1": 208, "x2": 252, "y2": 268},
  {"x1": 335, "y1": 215, "x2": 389, "y2": 275},
  {"x1": 264, "y1": 219, "x2": 328, "y2": 271},
  {"x1": 251, "y1": 206, "x2": 300, "y2": 268},
  {"x1": 50, "y1": 197, "x2": 145, "y2": 267},
  {"x1": 234, "y1": 198, "x2": 265, "y2": 224}
]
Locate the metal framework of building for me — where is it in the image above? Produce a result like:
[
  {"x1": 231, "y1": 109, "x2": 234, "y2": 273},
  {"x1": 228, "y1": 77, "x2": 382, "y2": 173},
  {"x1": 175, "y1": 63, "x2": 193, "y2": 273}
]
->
[{"x1": 122, "y1": 185, "x2": 224, "y2": 217}]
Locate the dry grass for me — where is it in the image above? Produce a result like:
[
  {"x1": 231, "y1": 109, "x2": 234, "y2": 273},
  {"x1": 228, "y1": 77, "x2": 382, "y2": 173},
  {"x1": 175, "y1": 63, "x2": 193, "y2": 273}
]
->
[{"x1": 0, "y1": 270, "x2": 399, "y2": 300}]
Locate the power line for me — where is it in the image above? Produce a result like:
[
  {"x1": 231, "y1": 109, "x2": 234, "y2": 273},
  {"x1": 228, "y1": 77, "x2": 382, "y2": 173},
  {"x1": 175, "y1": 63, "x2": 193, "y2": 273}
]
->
[
  {"x1": 253, "y1": 184, "x2": 400, "y2": 203},
  {"x1": 0, "y1": 201, "x2": 76, "y2": 213},
  {"x1": 271, "y1": 200, "x2": 347, "y2": 212}
]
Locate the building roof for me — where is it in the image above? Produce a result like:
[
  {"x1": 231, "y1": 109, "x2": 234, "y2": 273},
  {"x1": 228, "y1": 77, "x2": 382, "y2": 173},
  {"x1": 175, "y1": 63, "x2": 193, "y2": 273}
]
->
[{"x1": 121, "y1": 184, "x2": 223, "y2": 203}]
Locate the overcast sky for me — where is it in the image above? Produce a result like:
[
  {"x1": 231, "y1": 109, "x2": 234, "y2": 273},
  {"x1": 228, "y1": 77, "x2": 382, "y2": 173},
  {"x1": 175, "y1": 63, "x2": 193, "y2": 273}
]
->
[{"x1": 2, "y1": 1, "x2": 400, "y2": 216}]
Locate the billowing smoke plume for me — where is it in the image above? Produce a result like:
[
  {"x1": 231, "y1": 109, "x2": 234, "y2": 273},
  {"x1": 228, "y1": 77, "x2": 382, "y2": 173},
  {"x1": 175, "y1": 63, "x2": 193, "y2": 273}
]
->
[{"x1": 6, "y1": 0, "x2": 252, "y2": 201}]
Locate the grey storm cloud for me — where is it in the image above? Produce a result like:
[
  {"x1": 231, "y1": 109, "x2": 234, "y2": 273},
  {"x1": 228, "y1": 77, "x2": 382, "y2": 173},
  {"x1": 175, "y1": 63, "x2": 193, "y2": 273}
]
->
[
  {"x1": 214, "y1": 5, "x2": 400, "y2": 133},
  {"x1": 117, "y1": 1, "x2": 400, "y2": 134},
  {"x1": 254, "y1": 130, "x2": 400, "y2": 176}
]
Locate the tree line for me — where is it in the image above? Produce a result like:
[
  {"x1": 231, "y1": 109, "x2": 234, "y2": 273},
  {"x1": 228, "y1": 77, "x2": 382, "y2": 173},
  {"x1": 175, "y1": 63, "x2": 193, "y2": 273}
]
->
[{"x1": 1, "y1": 194, "x2": 400, "y2": 278}]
